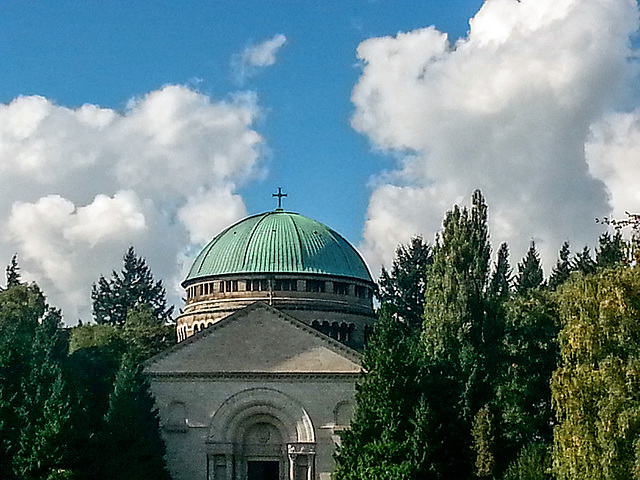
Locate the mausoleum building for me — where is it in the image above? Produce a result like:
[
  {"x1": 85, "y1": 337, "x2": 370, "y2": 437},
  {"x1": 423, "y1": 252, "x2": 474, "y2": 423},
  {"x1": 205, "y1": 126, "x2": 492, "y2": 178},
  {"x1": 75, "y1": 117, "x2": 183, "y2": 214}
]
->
[{"x1": 145, "y1": 206, "x2": 375, "y2": 480}]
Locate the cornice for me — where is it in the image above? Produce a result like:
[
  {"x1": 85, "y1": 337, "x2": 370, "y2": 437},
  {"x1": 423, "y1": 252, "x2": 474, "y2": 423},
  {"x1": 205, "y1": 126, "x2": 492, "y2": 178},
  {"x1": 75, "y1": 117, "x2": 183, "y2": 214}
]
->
[{"x1": 145, "y1": 371, "x2": 361, "y2": 382}]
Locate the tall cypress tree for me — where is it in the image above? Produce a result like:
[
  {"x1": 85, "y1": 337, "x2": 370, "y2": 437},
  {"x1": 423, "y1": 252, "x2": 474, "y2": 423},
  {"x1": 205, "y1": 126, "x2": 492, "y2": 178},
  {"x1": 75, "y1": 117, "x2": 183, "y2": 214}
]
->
[
  {"x1": 91, "y1": 247, "x2": 173, "y2": 326},
  {"x1": 515, "y1": 241, "x2": 544, "y2": 293},
  {"x1": 421, "y1": 190, "x2": 493, "y2": 478}
]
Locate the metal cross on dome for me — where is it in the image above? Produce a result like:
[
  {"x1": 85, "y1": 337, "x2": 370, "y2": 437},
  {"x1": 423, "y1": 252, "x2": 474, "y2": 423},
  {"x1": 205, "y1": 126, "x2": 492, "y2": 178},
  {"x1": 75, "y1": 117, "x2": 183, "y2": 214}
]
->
[{"x1": 273, "y1": 187, "x2": 287, "y2": 209}]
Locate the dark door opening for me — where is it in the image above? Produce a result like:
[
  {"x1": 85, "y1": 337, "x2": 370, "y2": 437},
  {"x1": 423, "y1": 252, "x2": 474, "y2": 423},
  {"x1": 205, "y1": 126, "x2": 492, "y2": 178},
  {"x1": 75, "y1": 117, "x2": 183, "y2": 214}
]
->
[{"x1": 248, "y1": 460, "x2": 279, "y2": 480}]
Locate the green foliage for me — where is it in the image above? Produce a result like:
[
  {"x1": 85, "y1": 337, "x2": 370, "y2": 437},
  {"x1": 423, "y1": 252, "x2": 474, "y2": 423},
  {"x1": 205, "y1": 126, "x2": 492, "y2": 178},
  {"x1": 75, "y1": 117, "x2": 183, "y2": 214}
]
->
[
  {"x1": 490, "y1": 242, "x2": 512, "y2": 301},
  {"x1": 495, "y1": 290, "x2": 559, "y2": 474},
  {"x1": 5, "y1": 253, "x2": 21, "y2": 288},
  {"x1": 596, "y1": 231, "x2": 627, "y2": 268},
  {"x1": 334, "y1": 307, "x2": 432, "y2": 480},
  {"x1": 378, "y1": 236, "x2": 432, "y2": 329},
  {"x1": 0, "y1": 283, "x2": 47, "y2": 477},
  {"x1": 122, "y1": 304, "x2": 177, "y2": 363},
  {"x1": 515, "y1": 241, "x2": 544, "y2": 293},
  {"x1": 0, "y1": 278, "x2": 171, "y2": 480},
  {"x1": 91, "y1": 246, "x2": 173, "y2": 326},
  {"x1": 548, "y1": 241, "x2": 572, "y2": 290},
  {"x1": 572, "y1": 246, "x2": 596, "y2": 275},
  {"x1": 552, "y1": 266, "x2": 640, "y2": 479},
  {"x1": 502, "y1": 443, "x2": 553, "y2": 480},
  {"x1": 14, "y1": 309, "x2": 72, "y2": 480},
  {"x1": 472, "y1": 405, "x2": 496, "y2": 477},
  {"x1": 421, "y1": 190, "x2": 494, "y2": 477},
  {"x1": 97, "y1": 355, "x2": 170, "y2": 480}
]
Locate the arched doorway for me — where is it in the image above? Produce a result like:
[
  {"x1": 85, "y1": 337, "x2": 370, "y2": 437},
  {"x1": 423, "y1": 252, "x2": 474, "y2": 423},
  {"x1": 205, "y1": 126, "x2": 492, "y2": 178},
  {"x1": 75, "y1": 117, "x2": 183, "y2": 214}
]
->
[
  {"x1": 206, "y1": 388, "x2": 316, "y2": 480},
  {"x1": 243, "y1": 419, "x2": 284, "y2": 480}
]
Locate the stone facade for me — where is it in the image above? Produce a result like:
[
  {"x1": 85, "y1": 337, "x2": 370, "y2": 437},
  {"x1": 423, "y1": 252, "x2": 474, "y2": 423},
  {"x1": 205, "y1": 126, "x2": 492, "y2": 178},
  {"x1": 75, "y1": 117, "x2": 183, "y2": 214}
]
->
[{"x1": 146, "y1": 303, "x2": 361, "y2": 480}]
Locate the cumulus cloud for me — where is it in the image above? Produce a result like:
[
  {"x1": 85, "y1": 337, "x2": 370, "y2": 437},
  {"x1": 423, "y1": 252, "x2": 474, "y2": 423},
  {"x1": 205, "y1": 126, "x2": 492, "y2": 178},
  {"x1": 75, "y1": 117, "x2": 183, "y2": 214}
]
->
[
  {"x1": 353, "y1": 0, "x2": 640, "y2": 275},
  {"x1": 0, "y1": 85, "x2": 264, "y2": 322},
  {"x1": 233, "y1": 34, "x2": 287, "y2": 84},
  {"x1": 586, "y1": 111, "x2": 640, "y2": 218}
]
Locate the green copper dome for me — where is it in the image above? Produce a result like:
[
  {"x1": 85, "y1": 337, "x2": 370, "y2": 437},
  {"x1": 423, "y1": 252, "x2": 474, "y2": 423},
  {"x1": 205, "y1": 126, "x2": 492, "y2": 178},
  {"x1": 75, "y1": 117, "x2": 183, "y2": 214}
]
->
[{"x1": 185, "y1": 210, "x2": 373, "y2": 283}]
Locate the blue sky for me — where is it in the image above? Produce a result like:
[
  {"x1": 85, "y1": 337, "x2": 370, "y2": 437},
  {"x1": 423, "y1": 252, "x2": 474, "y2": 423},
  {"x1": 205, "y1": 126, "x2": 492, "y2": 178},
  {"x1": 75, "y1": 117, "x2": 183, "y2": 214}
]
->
[
  {"x1": 0, "y1": 0, "x2": 482, "y2": 239},
  {"x1": 0, "y1": 0, "x2": 638, "y2": 322}
]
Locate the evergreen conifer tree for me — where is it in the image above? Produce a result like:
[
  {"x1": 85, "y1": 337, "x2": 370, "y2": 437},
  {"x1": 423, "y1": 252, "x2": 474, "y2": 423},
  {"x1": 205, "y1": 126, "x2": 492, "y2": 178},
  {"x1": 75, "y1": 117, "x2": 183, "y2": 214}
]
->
[
  {"x1": 5, "y1": 254, "x2": 21, "y2": 288},
  {"x1": 0, "y1": 283, "x2": 46, "y2": 478},
  {"x1": 494, "y1": 290, "x2": 559, "y2": 477},
  {"x1": 490, "y1": 242, "x2": 512, "y2": 301},
  {"x1": 97, "y1": 355, "x2": 170, "y2": 480},
  {"x1": 14, "y1": 309, "x2": 73, "y2": 480},
  {"x1": 572, "y1": 246, "x2": 597, "y2": 275},
  {"x1": 378, "y1": 236, "x2": 432, "y2": 329},
  {"x1": 91, "y1": 247, "x2": 173, "y2": 326},
  {"x1": 334, "y1": 307, "x2": 430, "y2": 480},
  {"x1": 515, "y1": 241, "x2": 544, "y2": 293},
  {"x1": 548, "y1": 241, "x2": 572, "y2": 290},
  {"x1": 596, "y1": 231, "x2": 626, "y2": 268}
]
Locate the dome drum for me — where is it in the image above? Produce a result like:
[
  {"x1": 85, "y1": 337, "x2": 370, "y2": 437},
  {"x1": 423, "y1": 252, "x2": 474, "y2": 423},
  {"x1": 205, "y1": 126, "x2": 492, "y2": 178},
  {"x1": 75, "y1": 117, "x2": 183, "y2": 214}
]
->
[{"x1": 178, "y1": 210, "x2": 375, "y2": 348}]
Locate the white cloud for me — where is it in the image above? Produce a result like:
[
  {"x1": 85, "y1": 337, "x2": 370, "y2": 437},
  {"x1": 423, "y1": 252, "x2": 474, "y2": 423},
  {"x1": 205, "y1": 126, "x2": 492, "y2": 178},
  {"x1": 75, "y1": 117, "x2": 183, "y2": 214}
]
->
[
  {"x1": 586, "y1": 111, "x2": 640, "y2": 218},
  {"x1": 233, "y1": 34, "x2": 287, "y2": 84},
  {"x1": 178, "y1": 188, "x2": 247, "y2": 245},
  {"x1": 0, "y1": 85, "x2": 264, "y2": 323},
  {"x1": 353, "y1": 0, "x2": 640, "y2": 275}
]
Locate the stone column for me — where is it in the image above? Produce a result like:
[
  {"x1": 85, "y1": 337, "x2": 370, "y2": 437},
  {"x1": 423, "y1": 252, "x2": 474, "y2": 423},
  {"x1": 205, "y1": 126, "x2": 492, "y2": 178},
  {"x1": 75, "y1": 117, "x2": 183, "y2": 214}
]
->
[{"x1": 287, "y1": 443, "x2": 316, "y2": 480}]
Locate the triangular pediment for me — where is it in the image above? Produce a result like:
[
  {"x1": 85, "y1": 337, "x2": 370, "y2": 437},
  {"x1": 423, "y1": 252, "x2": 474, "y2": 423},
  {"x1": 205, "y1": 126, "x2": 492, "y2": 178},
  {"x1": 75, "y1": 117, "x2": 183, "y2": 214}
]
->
[{"x1": 145, "y1": 302, "x2": 362, "y2": 375}]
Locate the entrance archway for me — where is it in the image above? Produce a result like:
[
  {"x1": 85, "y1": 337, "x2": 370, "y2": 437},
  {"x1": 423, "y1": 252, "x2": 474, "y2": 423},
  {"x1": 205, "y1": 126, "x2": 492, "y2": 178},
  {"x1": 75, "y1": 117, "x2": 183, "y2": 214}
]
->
[{"x1": 206, "y1": 388, "x2": 316, "y2": 480}]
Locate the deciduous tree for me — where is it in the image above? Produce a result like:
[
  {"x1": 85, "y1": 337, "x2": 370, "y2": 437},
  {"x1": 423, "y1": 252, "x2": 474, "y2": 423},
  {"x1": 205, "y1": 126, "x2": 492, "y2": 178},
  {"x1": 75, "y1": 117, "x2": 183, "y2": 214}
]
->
[
  {"x1": 421, "y1": 190, "x2": 494, "y2": 478},
  {"x1": 552, "y1": 266, "x2": 640, "y2": 479}
]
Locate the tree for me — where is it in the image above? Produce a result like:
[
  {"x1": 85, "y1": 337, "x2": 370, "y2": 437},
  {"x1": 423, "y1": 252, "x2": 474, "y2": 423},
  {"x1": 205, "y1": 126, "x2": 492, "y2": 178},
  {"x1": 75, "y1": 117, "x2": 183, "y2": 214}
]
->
[
  {"x1": 515, "y1": 241, "x2": 544, "y2": 293},
  {"x1": 5, "y1": 254, "x2": 21, "y2": 288},
  {"x1": 494, "y1": 290, "x2": 559, "y2": 476},
  {"x1": 334, "y1": 307, "x2": 431, "y2": 480},
  {"x1": 421, "y1": 189, "x2": 494, "y2": 478},
  {"x1": 502, "y1": 443, "x2": 552, "y2": 480},
  {"x1": 0, "y1": 283, "x2": 47, "y2": 478},
  {"x1": 572, "y1": 246, "x2": 596, "y2": 275},
  {"x1": 13, "y1": 309, "x2": 73, "y2": 480},
  {"x1": 91, "y1": 246, "x2": 173, "y2": 327},
  {"x1": 489, "y1": 242, "x2": 512, "y2": 301},
  {"x1": 552, "y1": 266, "x2": 640, "y2": 479},
  {"x1": 548, "y1": 242, "x2": 572, "y2": 290},
  {"x1": 122, "y1": 304, "x2": 177, "y2": 363},
  {"x1": 378, "y1": 236, "x2": 432, "y2": 329},
  {"x1": 596, "y1": 231, "x2": 626, "y2": 268},
  {"x1": 97, "y1": 355, "x2": 170, "y2": 480}
]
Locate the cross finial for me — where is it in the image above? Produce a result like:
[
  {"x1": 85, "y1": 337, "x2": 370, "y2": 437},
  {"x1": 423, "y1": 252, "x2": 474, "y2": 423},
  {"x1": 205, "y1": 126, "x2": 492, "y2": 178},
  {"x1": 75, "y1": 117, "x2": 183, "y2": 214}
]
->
[{"x1": 272, "y1": 187, "x2": 287, "y2": 210}]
